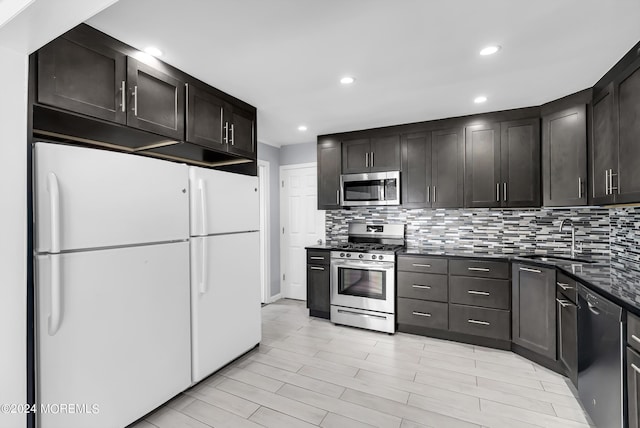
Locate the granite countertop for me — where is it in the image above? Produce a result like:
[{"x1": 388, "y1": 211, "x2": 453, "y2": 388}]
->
[{"x1": 400, "y1": 248, "x2": 640, "y2": 316}]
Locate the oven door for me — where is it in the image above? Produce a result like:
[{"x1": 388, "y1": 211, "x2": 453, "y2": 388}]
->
[{"x1": 330, "y1": 259, "x2": 395, "y2": 314}]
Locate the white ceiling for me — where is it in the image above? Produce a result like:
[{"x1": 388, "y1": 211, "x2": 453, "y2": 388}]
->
[{"x1": 87, "y1": 0, "x2": 640, "y2": 147}]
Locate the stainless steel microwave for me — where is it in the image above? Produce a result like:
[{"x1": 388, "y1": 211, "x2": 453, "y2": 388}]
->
[{"x1": 340, "y1": 171, "x2": 400, "y2": 207}]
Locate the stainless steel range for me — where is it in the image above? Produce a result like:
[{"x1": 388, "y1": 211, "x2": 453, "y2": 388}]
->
[{"x1": 330, "y1": 223, "x2": 405, "y2": 333}]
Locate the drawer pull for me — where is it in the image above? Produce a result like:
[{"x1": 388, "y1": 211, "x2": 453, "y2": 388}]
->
[
  {"x1": 412, "y1": 311, "x2": 432, "y2": 318},
  {"x1": 557, "y1": 282, "x2": 573, "y2": 290},
  {"x1": 310, "y1": 267, "x2": 325, "y2": 271},
  {"x1": 468, "y1": 290, "x2": 490, "y2": 296},
  {"x1": 412, "y1": 263, "x2": 432, "y2": 268},
  {"x1": 632, "y1": 363, "x2": 640, "y2": 374},
  {"x1": 468, "y1": 267, "x2": 490, "y2": 272},
  {"x1": 468, "y1": 319, "x2": 490, "y2": 326},
  {"x1": 631, "y1": 335, "x2": 640, "y2": 345},
  {"x1": 412, "y1": 284, "x2": 432, "y2": 289},
  {"x1": 310, "y1": 256, "x2": 325, "y2": 260},
  {"x1": 519, "y1": 267, "x2": 541, "y2": 274},
  {"x1": 556, "y1": 298, "x2": 573, "y2": 308}
]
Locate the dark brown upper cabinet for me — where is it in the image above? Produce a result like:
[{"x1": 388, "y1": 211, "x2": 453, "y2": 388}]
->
[
  {"x1": 465, "y1": 123, "x2": 501, "y2": 208},
  {"x1": 591, "y1": 52, "x2": 640, "y2": 205},
  {"x1": 127, "y1": 58, "x2": 185, "y2": 141},
  {"x1": 542, "y1": 105, "x2": 587, "y2": 207},
  {"x1": 186, "y1": 83, "x2": 224, "y2": 149},
  {"x1": 317, "y1": 137, "x2": 342, "y2": 210},
  {"x1": 224, "y1": 103, "x2": 256, "y2": 158},
  {"x1": 465, "y1": 119, "x2": 540, "y2": 208},
  {"x1": 342, "y1": 135, "x2": 400, "y2": 174},
  {"x1": 401, "y1": 128, "x2": 464, "y2": 208},
  {"x1": 500, "y1": 118, "x2": 541, "y2": 207},
  {"x1": 38, "y1": 35, "x2": 127, "y2": 124}
]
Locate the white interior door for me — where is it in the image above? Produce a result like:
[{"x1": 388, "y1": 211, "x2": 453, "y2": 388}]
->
[{"x1": 280, "y1": 163, "x2": 325, "y2": 301}]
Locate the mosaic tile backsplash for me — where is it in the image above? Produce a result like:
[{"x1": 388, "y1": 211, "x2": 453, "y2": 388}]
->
[{"x1": 326, "y1": 206, "x2": 640, "y2": 265}]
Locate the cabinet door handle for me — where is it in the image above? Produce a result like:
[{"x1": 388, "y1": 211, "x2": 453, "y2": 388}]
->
[
  {"x1": 230, "y1": 123, "x2": 235, "y2": 146},
  {"x1": 132, "y1": 85, "x2": 138, "y2": 116},
  {"x1": 365, "y1": 152, "x2": 369, "y2": 168},
  {"x1": 631, "y1": 334, "x2": 640, "y2": 345},
  {"x1": 433, "y1": 186, "x2": 436, "y2": 203},
  {"x1": 519, "y1": 267, "x2": 541, "y2": 274},
  {"x1": 224, "y1": 122, "x2": 229, "y2": 144},
  {"x1": 468, "y1": 319, "x2": 490, "y2": 326},
  {"x1": 310, "y1": 256, "x2": 325, "y2": 260},
  {"x1": 631, "y1": 363, "x2": 640, "y2": 375},
  {"x1": 503, "y1": 182, "x2": 507, "y2": 202},
  {"x1": 412, "y1": 263, "x2": 431, "y2": 268},
  {"x1": 578, "y1": 177, "x2": 582, "y2": 198},
  {"x1": 610, "y1": 169, "x2": 618, "y2": 193},
  {"x1": 426, "y1": 186, "x2": 430, "y2": 202},
  {"x1": 310, "y1": 266, "x2": 325, "y2": 271},
  {"x1": 556, "y1": 298, "x2": 571, "y2": 308},
  {"x1": 468, "y1": 290, "x2": 490, "y2": 296},
  {"x1": 120, "y1": 81, "x2": 126, "y2": 112},
  {"x1": 557, "y1": 282, "x2": 573, "y2": 290},
  {"x1": 468, "y1": 267, "x2": 490, "y2": 272},
  {"x1": 336, "y1": 189, "x2": 340, "y2": 205},
  {"x1": 412, "y1": 311, "x2": 432, "y2": 318},
  {"x1": 605, "y1": 169, "x2": 610, "y2": 195},
  {"x1": 371, "y1": 152, "x2": 374, "y2": 168},
  {"x1": 496, "y1": 183, "x2": 500, "y2": 202},
  {"x1": 412, "y1": 284, "x2": 431, "y2": 289}
]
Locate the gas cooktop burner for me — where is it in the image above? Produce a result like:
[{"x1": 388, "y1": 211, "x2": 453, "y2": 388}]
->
[{"x1": 332, "y1": 243, "x2": 404, "y2": 253}]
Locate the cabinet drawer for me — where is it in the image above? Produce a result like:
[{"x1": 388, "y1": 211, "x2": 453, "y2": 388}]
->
[
  {"x1": 449, "y1": 277, "x2": 510, "y2": 310},
  {"x1": 397, "y1": 298, "x2": 448, "y2": 330},
  {"x1": 449, "y1": 259, "x2": 509, "y2": 279},
  {"x1": 449, "y1": 304, "x2": 510, "y2": 340},
  {"x1": 398, "y1": 256, "x2": 448, "y2": 274},
  {"x1": 628, "y1": 312, "x2": 640, "y2": 353},
  {"x1": 307, "y1": 250, "x2": 330, "y2": 265},
  {"x1": 556, "y1": 272, "x2": 577, "y2": 303},
  {"x1": 397, "y1": 272, "x2": 447, "y2": 302}
]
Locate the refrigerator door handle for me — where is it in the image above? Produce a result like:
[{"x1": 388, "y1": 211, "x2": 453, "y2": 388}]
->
[
  {"x1": 47, "y1": 172, "x2": 61, "y2": 253},
  {"x1": 198, "y1": 178, "x2": 208, "y2": 235},
  {"x1": 200, "y1": 239, "x2": 208, "y2": 295},
  {"x1": 49, "y1": 255, "x2": 62, "y2": 335}
]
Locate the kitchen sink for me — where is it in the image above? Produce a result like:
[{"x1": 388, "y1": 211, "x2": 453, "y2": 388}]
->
[{"x1": 520, "y1": 254, "x2": 596, "y2": 264}]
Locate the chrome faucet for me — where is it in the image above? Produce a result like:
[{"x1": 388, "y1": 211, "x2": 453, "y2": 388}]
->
[{"x1": 559, "y1": 218, "x2": 578, "y2": 259}]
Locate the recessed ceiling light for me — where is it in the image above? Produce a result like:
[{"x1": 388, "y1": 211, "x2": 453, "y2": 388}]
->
[
  {"x1": 297, "y1": 125, "x2": 308, "y2": 132},
  {"x1": 144, "y1": 46, "x2": 163, "y2": 57},
  {"x1": 479, "y1": 45, "x2": 501, "y2": 56},
  {"x1": 474, "y1": 96, "x2": 488, "y2": 104},
  {"x1": 340, "y1": 76, "x2": 355, "y2": 85}
]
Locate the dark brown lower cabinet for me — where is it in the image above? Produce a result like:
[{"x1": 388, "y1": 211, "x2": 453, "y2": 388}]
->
[
  {"x1": 628, "y1": 347, "x2": 640, "y2": 428},
  {"x1": 512, "y1": 264, "x2": 557, "y2": 360},
  {"x1": 449, "y1": 304, "x2": 510, "y2": 340},
  {"x1": 306, "y1": 250, "x2": 330, "y2": 319},
  {"x1": 557, "y1": 291, "x2": 578, "y2": 386},
  {"x1": 397, "y1": 298, "x2": 448, "y2": 330}
]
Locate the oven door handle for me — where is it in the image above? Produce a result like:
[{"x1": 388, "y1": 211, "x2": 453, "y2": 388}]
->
[{"x1": 334, "y1": 261, "x2": 394, "y2": 270}]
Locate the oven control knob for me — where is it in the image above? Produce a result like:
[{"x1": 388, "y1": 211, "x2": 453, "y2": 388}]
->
[
  {"x1": 346, "y1": 253, "x2": 351, "y2": 258},
  {"x1": 378, "y1": 255, "x2": 384, "y2": 260},
  {"x1": 371, "y1": 255, "x2": 377, "y2": 260},
  {"x1": 359, "y1": 254, "x2": 364, "y2": 259},
  {"x1": 340, "y1": 253, "x2": 345, "y2": 257}
]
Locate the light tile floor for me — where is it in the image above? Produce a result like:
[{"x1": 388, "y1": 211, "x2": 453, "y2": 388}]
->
[{"x1": 130, "y1": 299, "x2": 594, "y2": 428}]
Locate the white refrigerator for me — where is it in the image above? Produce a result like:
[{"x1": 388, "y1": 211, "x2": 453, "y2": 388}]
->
[
  {"x1": 189, "y1": 166, "x2": 261, "y2": 383},
  {"x1": 34, "y1": 143, "x2": 192, "y2": 428}
]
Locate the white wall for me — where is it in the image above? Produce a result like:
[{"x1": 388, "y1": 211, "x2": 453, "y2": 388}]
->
[
  {"x1": 0, "y1": 44, "x2": 28, "y2": 428},
  {"x1": 0, "y1": 1, "x2": 119, "y2": 427}
]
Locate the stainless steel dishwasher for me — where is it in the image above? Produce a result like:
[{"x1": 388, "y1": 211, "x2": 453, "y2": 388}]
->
[{"x1": 577, "y1": 284, "x2": 625, "y2": 428}]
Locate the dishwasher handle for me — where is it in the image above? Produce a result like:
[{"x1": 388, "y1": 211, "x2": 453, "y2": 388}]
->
[{"x1": 577, "y1": 284, "x2": 623, "y2": 320}]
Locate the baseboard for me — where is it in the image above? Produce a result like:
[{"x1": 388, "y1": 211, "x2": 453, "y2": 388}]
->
[{"x1": 268, "y1": 293, "x2": 282, "y2": 303}]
